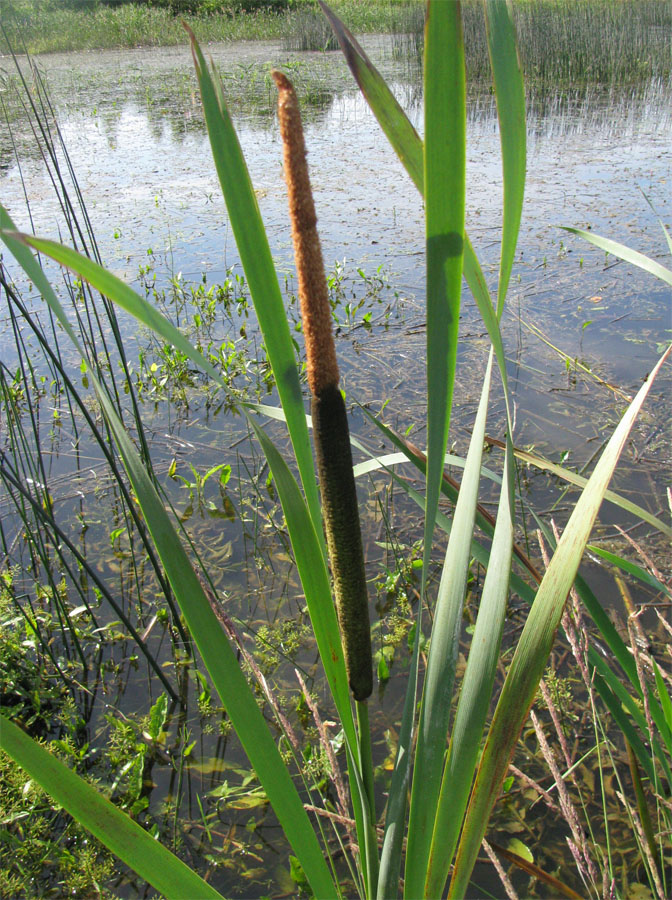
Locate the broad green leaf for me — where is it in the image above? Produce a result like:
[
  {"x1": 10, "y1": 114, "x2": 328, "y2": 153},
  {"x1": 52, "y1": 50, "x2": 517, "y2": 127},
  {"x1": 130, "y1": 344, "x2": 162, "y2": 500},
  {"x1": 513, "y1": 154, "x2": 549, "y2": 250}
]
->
[
  {"x1": 186, "y1": 25, "x2": 322, "y2": 539},
  {"x1": 448, "y1": 344, "x2": 672, "y2": 898},
  {"x1": 561, "y1": 226, "x2": 672, "y2": 287},
  {"x1": 420, "y1": 0, "x2": 466, "y2": 594},
  {"x1": 484, "y1": 0, "x2": 526, "y2": 315},
  {"x1": 0, "y1": 716, "x2": 223, "y2": 900}
]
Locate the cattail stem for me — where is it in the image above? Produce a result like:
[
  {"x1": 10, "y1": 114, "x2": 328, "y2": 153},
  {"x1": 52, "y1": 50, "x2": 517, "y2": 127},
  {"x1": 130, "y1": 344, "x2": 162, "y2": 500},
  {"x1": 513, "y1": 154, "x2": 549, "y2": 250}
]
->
[{"x1": 273, "y1": 70, "x2": 373, "y2": 702}]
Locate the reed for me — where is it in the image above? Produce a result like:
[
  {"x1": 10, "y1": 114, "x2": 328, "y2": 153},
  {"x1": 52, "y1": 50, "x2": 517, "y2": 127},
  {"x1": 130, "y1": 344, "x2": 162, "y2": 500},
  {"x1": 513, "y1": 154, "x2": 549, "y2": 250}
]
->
[{"x1": 1, "y1": 2, "x2": 670, "y2": 898}]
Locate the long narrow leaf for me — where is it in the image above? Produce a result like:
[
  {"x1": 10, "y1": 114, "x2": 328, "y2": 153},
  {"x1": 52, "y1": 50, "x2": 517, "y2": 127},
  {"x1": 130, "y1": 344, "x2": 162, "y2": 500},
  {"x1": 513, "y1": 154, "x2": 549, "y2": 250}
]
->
[
  {"x1": 448, "y1": 344, "x2": 672, "y2": 898},
  {"x1": 590, "y1": 650, "x2": 672, "y2": 786},
  {"x1": 587, "y1": 545, "x2": 671, "y2": 596},
  {"x1": 484, "y1": 0, "x2": 526, "y2": 315},
  {"x1": 420, "y1": 0, "x2": 466, "y2": 589},
  {"x1": 352, "y1": 451, "x2": 501, "y2": 485},
  {"x1": 377, "y1": 603, "x2": 422, "y2": 900},
  {"x1": 355, "y1": 414, "x2": 543, "y2": 585},
  {"x1": 495, "y1": 439, "x2": 672, "y2": 539},
  {"x1": 406, "y1": 357, "x2": 492, "y2": 900},
  {"x1": 0, "y1": 716, "x2": 224, "y2": 900},
  {"x1": 318, "y1": 1, "x2": 423, "y2": 194},
  {"x1": 352, "y1": 438, "x2": 537, "y2": 610},
  {"x1": 536, "y1": 521, "x2": 672, "y2": 755},
  {"x1": 561, "y1": 226, "x2": 672, "y2": 287},
  {"x1": 186, "y1": 26, "x2": 322, "y2": 537},
  {"x1": 248, "y1": 419, "x2": 356, "y2": 750}
]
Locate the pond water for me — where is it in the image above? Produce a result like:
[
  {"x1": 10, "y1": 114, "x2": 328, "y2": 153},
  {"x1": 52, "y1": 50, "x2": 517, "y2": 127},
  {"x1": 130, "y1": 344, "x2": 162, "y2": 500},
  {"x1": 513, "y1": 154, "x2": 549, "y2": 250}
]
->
[{"x1": 1, "y1": 34, "x2": 671, "y2": 899}]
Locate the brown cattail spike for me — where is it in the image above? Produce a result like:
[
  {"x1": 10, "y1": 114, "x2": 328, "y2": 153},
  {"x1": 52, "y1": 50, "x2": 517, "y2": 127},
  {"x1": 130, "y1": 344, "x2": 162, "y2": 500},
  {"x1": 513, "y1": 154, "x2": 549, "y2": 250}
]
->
[
  {"x1": 272, "y1": 70, "x2": 339, "y2": 397},
  {"x1": 312, "y1": 384, "x2": 373, "y2": 701},
  {"x1": 274, "y1": 70, "x2": 373, "y2": 702}
]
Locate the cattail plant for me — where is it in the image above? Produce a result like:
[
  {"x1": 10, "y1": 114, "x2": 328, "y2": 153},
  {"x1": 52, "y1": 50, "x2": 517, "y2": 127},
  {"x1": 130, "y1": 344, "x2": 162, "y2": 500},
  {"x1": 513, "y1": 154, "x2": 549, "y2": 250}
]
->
[
  {"x1": 272, "y1": 69, "x2": 373, "y2": 704},
  {"x1": 1, "y1": 4, "x2": 670, "y2": 899}
]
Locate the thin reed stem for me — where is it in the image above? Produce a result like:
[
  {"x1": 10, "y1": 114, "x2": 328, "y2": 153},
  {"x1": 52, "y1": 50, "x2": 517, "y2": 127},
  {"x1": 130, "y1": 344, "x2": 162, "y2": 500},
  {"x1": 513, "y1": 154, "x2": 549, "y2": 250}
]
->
[{"x1": 356, "y1": 698, "x2": 379, "y2": 898}]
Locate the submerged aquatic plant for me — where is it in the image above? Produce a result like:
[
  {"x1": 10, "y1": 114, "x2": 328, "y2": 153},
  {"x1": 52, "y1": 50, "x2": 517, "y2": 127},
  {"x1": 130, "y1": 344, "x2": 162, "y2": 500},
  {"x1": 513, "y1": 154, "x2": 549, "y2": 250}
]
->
[{"x1": 1, "y1": 2, "x2": 670, "y2": 898}]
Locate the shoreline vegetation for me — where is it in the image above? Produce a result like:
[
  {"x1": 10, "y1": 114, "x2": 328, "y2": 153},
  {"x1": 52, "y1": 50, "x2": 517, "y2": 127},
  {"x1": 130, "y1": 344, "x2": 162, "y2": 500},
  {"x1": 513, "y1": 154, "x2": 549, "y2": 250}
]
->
[{"x1": 2, "y1": 0, "x2": 671, "y2": 87}]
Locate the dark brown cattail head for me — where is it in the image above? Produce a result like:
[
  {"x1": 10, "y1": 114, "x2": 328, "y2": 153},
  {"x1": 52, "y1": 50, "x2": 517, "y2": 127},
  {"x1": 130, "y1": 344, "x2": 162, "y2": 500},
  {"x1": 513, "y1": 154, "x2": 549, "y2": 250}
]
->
[{"x1": 274, "y1": 70, "x2": 372, "y2": 702}]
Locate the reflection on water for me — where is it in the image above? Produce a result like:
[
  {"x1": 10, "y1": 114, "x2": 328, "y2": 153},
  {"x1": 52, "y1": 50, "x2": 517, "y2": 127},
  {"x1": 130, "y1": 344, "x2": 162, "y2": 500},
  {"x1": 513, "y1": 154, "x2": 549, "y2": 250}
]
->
[{"x1": 1, "y1": 35, "x2": 670, "y2": 898}]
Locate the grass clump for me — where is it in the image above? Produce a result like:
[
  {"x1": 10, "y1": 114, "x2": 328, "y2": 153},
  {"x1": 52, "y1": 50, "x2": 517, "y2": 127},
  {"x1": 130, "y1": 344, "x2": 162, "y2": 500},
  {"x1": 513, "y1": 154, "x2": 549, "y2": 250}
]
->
[
  {"x1": 4, "y1": 0, "x2": 671, "y2": 88},
  {"x1": 391, "y1": 0, "x2": 672, "y2": 84}
]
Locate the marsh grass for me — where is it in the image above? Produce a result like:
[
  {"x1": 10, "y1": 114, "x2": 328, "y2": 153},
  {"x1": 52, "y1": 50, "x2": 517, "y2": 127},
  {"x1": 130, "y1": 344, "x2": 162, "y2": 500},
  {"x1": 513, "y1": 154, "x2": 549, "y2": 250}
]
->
[
  {"x1": 5, "y1": 0, "x2": 671, "y2": 87},
  {"x1": 391, "y1": 0, "x2": 672, "y2": 85}
]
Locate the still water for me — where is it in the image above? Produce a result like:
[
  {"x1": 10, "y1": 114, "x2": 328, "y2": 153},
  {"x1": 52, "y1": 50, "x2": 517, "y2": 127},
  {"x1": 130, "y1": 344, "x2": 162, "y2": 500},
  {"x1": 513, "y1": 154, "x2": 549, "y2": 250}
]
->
[{"x1": 1, "y1": 35, "x2": 670, "y2": 897}]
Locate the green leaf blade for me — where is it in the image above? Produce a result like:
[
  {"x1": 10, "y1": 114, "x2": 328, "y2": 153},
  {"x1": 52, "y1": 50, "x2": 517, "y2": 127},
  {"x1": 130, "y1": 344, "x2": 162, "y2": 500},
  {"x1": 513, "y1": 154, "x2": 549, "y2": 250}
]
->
[
  {"x1": 485, "y1": 0, "x2": 526, "y2": 316},
  {"x1": 318, "y1": 1, "x2": 424, "y2": 195},
  {"x1": 561, "y1": 226, "x2": 672, "y2": 287},
  {"x1": 421, "y1": 0, "x2": 467, "y2": 591},
  {"x1": 186, "y1": 27, "x2": 322, "y2": 536},
  {"x1": 0, "y1": 719, "x2": 224, "y2": 899},
  {"x1": 424, "y1": 444, "x2": 515, "y2": 899}
]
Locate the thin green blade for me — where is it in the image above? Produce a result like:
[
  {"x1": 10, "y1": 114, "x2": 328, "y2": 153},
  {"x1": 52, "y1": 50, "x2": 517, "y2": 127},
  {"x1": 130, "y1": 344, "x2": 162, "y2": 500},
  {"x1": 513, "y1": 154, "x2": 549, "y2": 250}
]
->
[
  {"x1": 448, "y1": 344, "x2": 672, "y2": 898},
  {"x1": 186, "y1": 26, "x2": 322, "y2": 536},
  {"x1": 586, "y1": 545, "x2": 671, "y2": 596},
  {"x1": 377, "y1": 608, "x2": 422, "y2": 900},
  {"x1": 508, "y1": 442, "x2": 672, "y2": 539},
  {"x1": 407, "y1": 353, "x2": 492, "y2": 900},
  {"x1": 318, "y1": 0, "x2": 424, "y2": 194},
  {"x1": 561, "y1": 226, "x2": 672, "y2": 287},
  {"x1": 0, "y1": 716, "x2": 224, "y2": 900},
  {"x1": 248, "y1": 418, "x2": 356, "y2": 750},
  {"x1": 5, "y1": 234, "x2": 229, "y2": 389},
  {"x1": 421, "y1": 0, "x2": 466, "y2": 583},
  {"x1": 318, "y1": 2, "x2": 510, "y2": 395},
  {"x1": 484, "y1": 0, "x2": 526, "y2": 316}
]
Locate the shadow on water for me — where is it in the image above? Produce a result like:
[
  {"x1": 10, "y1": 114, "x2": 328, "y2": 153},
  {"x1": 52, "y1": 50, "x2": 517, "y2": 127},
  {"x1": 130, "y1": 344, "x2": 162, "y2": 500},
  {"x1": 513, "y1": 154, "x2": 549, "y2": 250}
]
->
[{"x1": 1, "y1": 31, "x2": 670, "y2": 898}]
